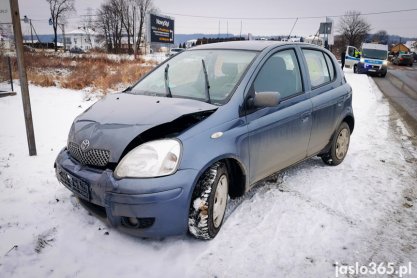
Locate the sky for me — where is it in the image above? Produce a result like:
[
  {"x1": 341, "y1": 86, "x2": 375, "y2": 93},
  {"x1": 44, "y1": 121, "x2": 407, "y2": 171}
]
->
[{"x1": 14, "y1": 0, "x2": 417, "y2": 38}]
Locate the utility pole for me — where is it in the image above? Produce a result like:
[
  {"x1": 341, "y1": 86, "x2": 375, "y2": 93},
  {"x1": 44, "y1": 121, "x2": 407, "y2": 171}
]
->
[
  {"x1": 61, "y1": 23, "x2": 66, "y2": 51},
  {"x1": 30, "y1": 19, "x2": 33, "y2": 46},
  {"x1": 133, "y1": 5, "x2": 136, "y2": 59},
  {"x1": 9, "y1": 0, "x2": 37, "y2": 156}
]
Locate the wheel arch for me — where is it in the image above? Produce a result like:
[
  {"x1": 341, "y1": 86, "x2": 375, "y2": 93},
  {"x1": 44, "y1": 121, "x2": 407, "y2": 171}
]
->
[
  {"x1": 190, "y1": 155, "x2": 248, "y2": 201},
  {"x1": 343, "y1": 114, "x2": 355, "y2": 133}
]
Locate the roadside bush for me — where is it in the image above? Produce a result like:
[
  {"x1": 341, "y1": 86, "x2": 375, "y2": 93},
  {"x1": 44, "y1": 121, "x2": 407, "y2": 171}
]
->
[{"x1": 11, "y1": 52, "x2": 154, "y2": 93}]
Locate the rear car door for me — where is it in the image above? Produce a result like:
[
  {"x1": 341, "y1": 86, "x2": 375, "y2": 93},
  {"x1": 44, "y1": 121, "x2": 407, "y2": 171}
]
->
[
  {"x1": 301, "y1": 48, "x2": 347, "y2": 156},
  {"x1": 245, "y1": 47, "x2": 313, "y2": 184}
]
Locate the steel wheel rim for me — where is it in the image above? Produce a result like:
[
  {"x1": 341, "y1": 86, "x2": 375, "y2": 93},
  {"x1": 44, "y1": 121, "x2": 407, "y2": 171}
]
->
[
  {"x1": 213, "y1": 175, "x2": 228, "y2": 228},
  {"x1": 336, "y1": 128, "x2": 349, "y2": 160}
]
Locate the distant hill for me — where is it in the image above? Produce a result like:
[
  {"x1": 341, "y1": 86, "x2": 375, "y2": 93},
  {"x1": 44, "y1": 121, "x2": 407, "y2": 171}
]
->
[
  {"x1": 23, "y1": 33, "x2": 236, "y2": 45},
  {"x1": 25, "y1": 33, "x2": 416, "y2": 47},
  {"x1": 174, "y1": 33, "x2": 236, "y2": 45},
  {"x1": 23, "y1": 34, "x2": 55, "y2": 43}
]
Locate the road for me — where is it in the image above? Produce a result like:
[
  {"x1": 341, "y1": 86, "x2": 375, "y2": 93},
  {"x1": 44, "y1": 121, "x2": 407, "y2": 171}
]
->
[{"x1": 372, "y1": 63, "x2": 417, "y2": 133}]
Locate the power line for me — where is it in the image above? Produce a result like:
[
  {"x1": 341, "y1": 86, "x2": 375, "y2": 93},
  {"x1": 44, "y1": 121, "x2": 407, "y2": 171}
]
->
[
  {"x1": 24, "y1": 7, "x2": 417, "y2": 23},
  {"x1": 162, "y1": 8, "x2": 417, "y2": 20}
]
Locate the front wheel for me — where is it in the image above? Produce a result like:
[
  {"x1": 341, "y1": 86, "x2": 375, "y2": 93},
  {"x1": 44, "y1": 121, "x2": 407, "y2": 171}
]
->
[
  {"x1": 322, "y1": 122, "x2": 351, "y2": 166},
  {"x1": 188, "y1": 162, "x2": 229, "y2": 240},
  {"x1": 353, "y1": 65, "x2": 358, "y2": 73}
]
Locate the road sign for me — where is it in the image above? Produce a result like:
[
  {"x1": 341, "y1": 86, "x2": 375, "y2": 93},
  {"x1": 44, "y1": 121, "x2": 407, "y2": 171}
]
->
[
  {"x1": 0, "y1": 0, "x2": 12, "y2": 23},
  {"x1": 149, "y1": 14, "x2": 174, "y2": 44},
  {"x1": 319, "y1": 22, "x2": 332, "y2": 35}
]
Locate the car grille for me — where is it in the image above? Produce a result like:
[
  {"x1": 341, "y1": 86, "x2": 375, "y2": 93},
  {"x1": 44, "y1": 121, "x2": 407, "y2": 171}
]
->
[{"x1": 68, "y1": 142, "x2": 110, "y2": 167}]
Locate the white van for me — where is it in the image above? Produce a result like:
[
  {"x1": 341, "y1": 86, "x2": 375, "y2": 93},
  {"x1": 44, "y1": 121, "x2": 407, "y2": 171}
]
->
[{"x1": 345, "y1": 43, "x2": 388, "y2": 77}]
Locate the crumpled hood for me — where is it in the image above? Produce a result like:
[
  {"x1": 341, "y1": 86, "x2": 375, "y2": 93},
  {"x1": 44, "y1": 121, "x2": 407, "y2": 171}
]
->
[{"x1": 68, "y1": 93, "x2": 217, "y2": 163}]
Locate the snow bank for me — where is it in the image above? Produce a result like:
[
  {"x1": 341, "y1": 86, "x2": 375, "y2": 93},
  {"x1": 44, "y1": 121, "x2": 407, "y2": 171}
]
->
[{"x1": 0, "y1": 70, "x2": 416, "y2": 277}]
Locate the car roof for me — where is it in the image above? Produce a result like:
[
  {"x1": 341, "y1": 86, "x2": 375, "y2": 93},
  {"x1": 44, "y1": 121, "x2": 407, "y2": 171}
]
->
[{"x1": 189, "y1": 40, "x2": 312, "y2": 51}]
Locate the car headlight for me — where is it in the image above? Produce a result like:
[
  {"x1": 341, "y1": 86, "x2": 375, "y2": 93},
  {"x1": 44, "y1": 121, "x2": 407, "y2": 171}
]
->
[
  {"x1": 114, "y1": 139, "x2": 181, "y2": 178},
  {"x1": 383, "y1": 60, "x2": 388, "y2": 65},
  {"x1": 360, "y1": 58, "x2": 365, "y2": 63}
]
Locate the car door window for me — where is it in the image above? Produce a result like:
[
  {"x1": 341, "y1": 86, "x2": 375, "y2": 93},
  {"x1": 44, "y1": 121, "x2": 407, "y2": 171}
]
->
[
  {"x1": 347, "y1": 46, "x2": 355, "y2": 57},
  {"x1": 324, "y1": 53, "x2": 335, "y2": 81},
  {"x1": 302, "y1": 49, "x2": 331, "y2": 88},
  {"x1": 253, "y1": 49, "x2": 302, "y2": 99}
]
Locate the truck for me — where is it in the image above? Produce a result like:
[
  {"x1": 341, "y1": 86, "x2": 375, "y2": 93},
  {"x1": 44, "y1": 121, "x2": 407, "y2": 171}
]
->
[{"x1": 345, "y1": 43, "x2": 389, "y2": 77}]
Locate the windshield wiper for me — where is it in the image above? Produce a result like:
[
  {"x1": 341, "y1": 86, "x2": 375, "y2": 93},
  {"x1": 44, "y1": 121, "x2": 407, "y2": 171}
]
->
[
  {"x1": 164, "y1": 64, "x2": 172, "y2": 98},
  {"x1": 201, "y1": 59, "x2": 211, "y2": 104}
]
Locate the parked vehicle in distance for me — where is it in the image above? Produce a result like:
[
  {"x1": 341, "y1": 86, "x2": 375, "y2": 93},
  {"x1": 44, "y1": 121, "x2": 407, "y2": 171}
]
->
[
  {"x1": 345, "y1": 43, "x2": 388, "y2": 77},
  {"x1": 413, "y1": 52, "x2": 417, "y2": 63},
  {"x1": 55, "y1": 41, "x2": 354, "y2": 240},
  {"x1": 69, "y1": 47, "x2": 85, "y2": 54},
  {"x1": 167, "y1": 48, "x2": 185, "y2": 57},
  {"x1": 393, "y1": 53, "x2": 414, "y2": 66},
  {"x1": 23, "y1": 45, "x2": 35, "y2": 52}
]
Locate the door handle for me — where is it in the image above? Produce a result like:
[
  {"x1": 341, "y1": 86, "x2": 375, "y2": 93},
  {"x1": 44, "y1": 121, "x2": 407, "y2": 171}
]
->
[
  {"x1": 301, "y1": 112, "x2": 310, "y2": 123},
  {"x1": 337, "y1": 97, "x2": 344, "y2": 107}
]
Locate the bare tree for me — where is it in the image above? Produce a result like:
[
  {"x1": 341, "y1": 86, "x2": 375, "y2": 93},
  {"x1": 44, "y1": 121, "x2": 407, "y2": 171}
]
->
[
  {"x1": 97, "y1": 0, "x2": 124, "y2": 53},
  {"x1": 46, "y1": 0, "x2": 75, "y2": 51},
  {"x1": 81, "y1": 8, "x2": 94, "y2": 48},
  {"x1": 372, "y1": 30, "x2": 388, "y2": 44},
  {"x1": 337, "y1": 11, "x2": 371, "y2": 48},
  {"x1": 95, "y1": 0, "x2": 154, "y2": 54},
  {"x1": 120, "y1": 0, "x2": 134, "y2": 54},
  {"x1": 134, "y1": 0, "x2": 153, "y2": 53}
]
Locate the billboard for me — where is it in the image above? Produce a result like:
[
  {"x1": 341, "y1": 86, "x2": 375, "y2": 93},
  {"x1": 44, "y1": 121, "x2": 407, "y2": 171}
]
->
[
  {"x1": 149, "y1": 14, "x2": 174, "y2": 44},
  {"x1": 0, "y1": 1, "x2": 12, "y2": 24}
]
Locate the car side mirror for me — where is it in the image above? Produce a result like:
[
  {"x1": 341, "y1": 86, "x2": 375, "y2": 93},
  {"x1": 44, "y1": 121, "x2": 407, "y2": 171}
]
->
[{"x1": 249, "y1": 91, "x2": 281, "y2": 108}]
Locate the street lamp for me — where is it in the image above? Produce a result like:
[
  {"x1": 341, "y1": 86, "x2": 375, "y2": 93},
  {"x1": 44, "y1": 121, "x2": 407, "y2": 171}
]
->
[{"x1": 22, "y1": 15, "x2": 33, "y2": 46}]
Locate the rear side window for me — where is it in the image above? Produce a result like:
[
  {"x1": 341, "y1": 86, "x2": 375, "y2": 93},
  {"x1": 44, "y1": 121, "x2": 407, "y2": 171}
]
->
[
  {"x1": 302, "y1": 49, "x2": 333, "y2": 88},
  {"x1": 324, "y1": 53, "x2": 335, "y2": 81}
]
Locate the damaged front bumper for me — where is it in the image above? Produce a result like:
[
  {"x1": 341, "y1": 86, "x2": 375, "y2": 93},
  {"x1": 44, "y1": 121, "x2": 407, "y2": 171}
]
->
[{"x1": 55, "y1": 148, "x2": 199, "y2": 237}]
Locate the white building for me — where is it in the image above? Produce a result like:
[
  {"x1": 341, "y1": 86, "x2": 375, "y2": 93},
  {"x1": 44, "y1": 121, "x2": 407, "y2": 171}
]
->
[
  {"x1": 66, "y1": 28, "x2": 99, "y2": 51},
  {"x1": 0, "y1": 34, "x2": 12, "y2": 50},
  {"x1": 405, "y1": 41, "x2": 416, "y2": 53},
  {"x1": 304, "y1": 35, "x2": 324, "y2": 47}
]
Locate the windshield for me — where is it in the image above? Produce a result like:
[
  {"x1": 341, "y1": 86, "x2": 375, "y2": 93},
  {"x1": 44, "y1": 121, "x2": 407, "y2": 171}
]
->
[
  {"x1": 130, "y1": 49, "x2": 257, "y2": 105},
  {"x1": 362, "y1": 49, "x2": 388, "y2": 60}
]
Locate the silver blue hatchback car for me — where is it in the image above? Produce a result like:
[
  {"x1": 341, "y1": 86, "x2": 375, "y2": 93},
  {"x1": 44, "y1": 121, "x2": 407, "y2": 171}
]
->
[{"x1": 55, "y1": 41, "x2": 354, "y2": 240}]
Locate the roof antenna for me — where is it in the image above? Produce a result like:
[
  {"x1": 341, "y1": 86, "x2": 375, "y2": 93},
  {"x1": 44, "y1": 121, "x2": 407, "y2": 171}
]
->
[{"x1": 287, "y1": 17, "x2": 298, "y2": 40}]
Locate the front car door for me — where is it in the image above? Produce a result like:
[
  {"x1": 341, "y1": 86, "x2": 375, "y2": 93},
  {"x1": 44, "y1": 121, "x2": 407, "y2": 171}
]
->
[
  {"x1": 244, "y1": 47, "x2": 313, "y2": 184},
  {"x1": 345, "y1": 46, "x2": 360, "y2": 68}
]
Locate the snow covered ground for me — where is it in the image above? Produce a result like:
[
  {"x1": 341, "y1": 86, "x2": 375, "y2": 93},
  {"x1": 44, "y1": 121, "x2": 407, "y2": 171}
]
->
[{"x1": 0, "y1": 70, "x2": 416, "y2": 277}]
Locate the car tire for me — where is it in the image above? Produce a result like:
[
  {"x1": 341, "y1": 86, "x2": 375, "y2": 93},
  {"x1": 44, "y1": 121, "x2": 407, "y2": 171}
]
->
[
  {"x1": 321, "y1": 122, "x2": 351, "y2": 166},
  {"x1": 353, "y1": 65, "x2": 358, "y2": 73},
  {"x1": 188, "y1": 162, "x2": 229, "y2": 240},
  {"x1": 381, "y1": 72, "x2": 386, "y2": 77}
]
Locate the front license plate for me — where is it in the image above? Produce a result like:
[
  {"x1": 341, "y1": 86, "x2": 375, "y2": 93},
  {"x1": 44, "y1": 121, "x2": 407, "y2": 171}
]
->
[
  {"x1": 368, "y1": 69, "x2": 376, "y2": 72},
  {"x1": 57, "y1": 166, "x2": 90, "y2": 200}
]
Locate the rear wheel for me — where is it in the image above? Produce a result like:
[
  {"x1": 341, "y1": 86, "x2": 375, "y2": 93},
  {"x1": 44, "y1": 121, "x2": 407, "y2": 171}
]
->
[
  {"x1": 188, "y1": 162, "x2": 229, "y2": 240},
  {"x1": 322, "y1": 122, "x2": 351, "y2": 166}
]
